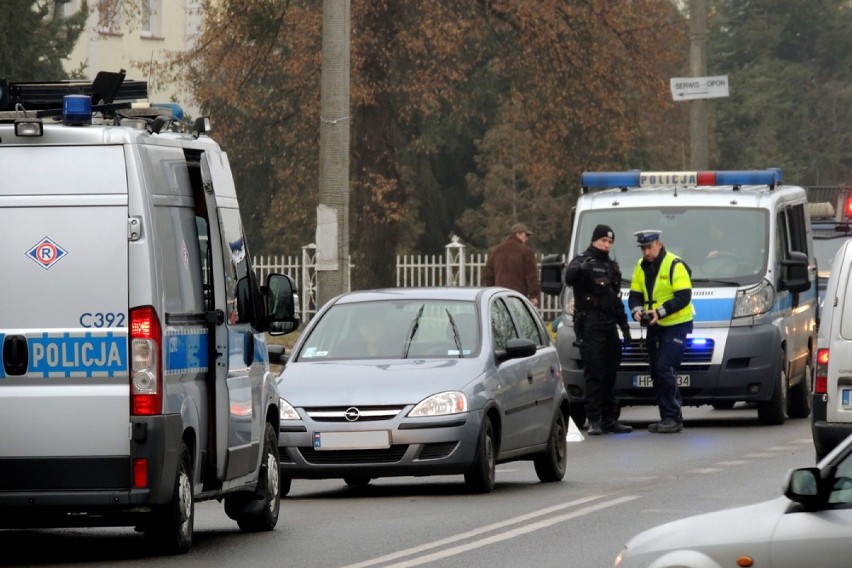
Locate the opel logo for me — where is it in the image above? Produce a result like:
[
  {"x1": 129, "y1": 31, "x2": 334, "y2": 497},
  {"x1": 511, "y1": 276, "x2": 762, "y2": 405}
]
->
[{"x1": 344, "y1": 407, "x2": 361, "y2": 422}]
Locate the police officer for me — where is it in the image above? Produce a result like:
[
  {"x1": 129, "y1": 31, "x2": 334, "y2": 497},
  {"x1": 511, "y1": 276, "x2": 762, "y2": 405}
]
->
[
  {"x1": 564, "y1": 224, "x2": 632, "y2": 435},
  {"x1": 628, "y1": 230, "x2": 693, "y2": 434}
]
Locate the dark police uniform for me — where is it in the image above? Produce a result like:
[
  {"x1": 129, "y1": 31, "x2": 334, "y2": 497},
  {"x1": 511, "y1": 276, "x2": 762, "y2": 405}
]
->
[{"x1": 564, "y1": 228, "x2": 631, "y2": 435}]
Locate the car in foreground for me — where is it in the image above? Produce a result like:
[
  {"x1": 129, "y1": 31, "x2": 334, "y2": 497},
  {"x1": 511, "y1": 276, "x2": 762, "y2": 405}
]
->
[
  {"x1": 614, "y1": 432, "x2": 852, "y2": 568},
  {"x1": 276, "y1": 287, "x2": 569, "y2": 494}
]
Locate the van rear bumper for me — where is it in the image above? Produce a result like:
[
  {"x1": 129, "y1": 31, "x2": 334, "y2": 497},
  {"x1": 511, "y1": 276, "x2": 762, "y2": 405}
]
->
[{"x1": 0, "y1": 414, "x2": 182, "y2": 528}]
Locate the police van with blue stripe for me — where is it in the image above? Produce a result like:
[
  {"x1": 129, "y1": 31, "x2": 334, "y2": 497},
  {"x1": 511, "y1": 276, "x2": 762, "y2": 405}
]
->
[
  {"x1": 541, "y1": 169, "x2": 816, "y2": 427},
  {"x1": 0, "y1": 71, "x2": 299, "y2": 553}
]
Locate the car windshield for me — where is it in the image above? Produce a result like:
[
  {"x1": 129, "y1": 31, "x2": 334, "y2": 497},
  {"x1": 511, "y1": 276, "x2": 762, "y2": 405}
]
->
[
  {"x1": 295, "y1": 299, "x2": 481, "y2": 361},
  {"x1": 575, "y1": 207, "x2": 769, "y2": 287}
]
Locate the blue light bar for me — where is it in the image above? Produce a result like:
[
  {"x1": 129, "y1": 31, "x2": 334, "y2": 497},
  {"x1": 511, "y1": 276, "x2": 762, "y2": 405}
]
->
[
  {"x1": 152, "y1": 102, "x2": 185, "y2": 121},
  {"x1": 63, "y1": 94, "x2": 92, "y2": 126},
  {"x1": 580, "y1": 169, "x2": 782, "y2": 190}
]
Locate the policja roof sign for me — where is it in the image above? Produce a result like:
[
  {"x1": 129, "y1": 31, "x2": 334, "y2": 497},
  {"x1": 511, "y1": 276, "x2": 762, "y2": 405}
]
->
[{"x1": 670, "y1": 75, "x2": 730, "y2": 101}]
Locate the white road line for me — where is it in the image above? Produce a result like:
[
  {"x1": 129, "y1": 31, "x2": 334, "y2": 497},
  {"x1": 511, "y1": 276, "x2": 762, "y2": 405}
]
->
[{"x1": 339, "y1": 495, "x2": 638, "y2": 568}]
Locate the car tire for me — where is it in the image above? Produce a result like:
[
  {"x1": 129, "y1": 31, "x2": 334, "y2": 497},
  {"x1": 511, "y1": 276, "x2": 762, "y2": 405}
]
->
[
  {"x1": 464, "y1": 417, "x2": 496, "y2": 494},
  {"x1": 343, "y1": 476, "x2": 371, "y2": 487},
  {"x1": 533, "y1": 411, "x2": 567, "y2": 482},
  {"x1": 281, "y1": 476, "x2": 292, "y2": 497},
  {"x1": 145, "y1": 441, "x2": 194, "y2": 555},
  {"x1": 787, "y1": 355, "x2": 813, "y2": 419},
  {"x1": 757, "y1": 352, "x2": 788, "y2": 425},
  {"x1": 224, "y1": 423, "x2": 281, "y2": 532}
]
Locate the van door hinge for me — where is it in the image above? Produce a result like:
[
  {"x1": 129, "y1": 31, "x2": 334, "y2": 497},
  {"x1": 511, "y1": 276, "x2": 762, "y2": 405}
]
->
[{"x1": 127, "y1": 216, "x2": 142, "y2": 241}]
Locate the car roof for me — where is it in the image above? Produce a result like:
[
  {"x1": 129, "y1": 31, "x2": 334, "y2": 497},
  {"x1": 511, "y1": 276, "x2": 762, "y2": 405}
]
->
[{"x1": 330, "y1": 287, "x2": 504, "y2": 305}]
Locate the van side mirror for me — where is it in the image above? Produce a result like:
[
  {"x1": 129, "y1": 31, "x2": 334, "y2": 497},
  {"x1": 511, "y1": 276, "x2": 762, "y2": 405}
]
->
[
  {"x1": 780, "y1": 251, "x2": 811, "y2": 293},
  {"x1": 540, "y1": 254, "x2": 565, "y2": 296},
  {"x1": 265, "y1": 273, "x2": 300, "y2": 335}
]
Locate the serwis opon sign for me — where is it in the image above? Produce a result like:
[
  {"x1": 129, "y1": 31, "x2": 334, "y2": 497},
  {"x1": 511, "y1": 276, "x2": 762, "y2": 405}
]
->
[{"x1": 670, "y1": 75, "x2": 730, "y2": 101}]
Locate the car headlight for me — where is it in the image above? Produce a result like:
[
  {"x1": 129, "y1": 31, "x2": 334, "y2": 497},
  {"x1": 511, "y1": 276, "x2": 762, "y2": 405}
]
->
[
  {"x1": 279, "y1": 398, "x2": 300, "y2": 420},
  {"x1": 409, "y1": 391, "x2": 468, "y2": 417},
  {"x1": 733, "y1": 279, "x2": 774, "y2": 318}
]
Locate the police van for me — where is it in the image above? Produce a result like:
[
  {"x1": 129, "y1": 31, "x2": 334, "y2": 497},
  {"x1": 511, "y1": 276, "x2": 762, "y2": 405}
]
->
[
  {"x1": 541, "y1": 169, "x2": 816, "y2": 428},
  {"x1": 0, "y1": 71, "x2": 300, "y2": 553}
]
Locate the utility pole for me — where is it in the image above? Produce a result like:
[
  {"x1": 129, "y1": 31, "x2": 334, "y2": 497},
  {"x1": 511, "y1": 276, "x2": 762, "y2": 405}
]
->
[
  {"x1": 688, "y1": 0, "x2": 709, "y2": 169},
  {"x1": 316, "y1": 0, "x2": 351, "y2": 306}
]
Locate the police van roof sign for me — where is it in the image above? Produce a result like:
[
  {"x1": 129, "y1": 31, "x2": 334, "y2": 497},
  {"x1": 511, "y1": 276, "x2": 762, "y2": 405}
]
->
[
  {"x1": 580, "y1": 169, "x2": 782, "y2": 190},
  {"x1": 670, "y1": 75, "x2": 730, "y2": 101}
]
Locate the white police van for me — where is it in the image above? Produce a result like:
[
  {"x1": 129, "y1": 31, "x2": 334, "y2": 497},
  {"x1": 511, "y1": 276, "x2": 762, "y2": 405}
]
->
[
  {"x1": 0, "y1": 71, "x2": 300, "y2": 553},
  {"x1": 541, "y1": 169, "x2": 816, "y2": 427}
]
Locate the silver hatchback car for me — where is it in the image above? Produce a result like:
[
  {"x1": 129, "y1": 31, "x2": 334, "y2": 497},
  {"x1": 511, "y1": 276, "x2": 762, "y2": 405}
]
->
[{"x1": 277, "y1": 287, "x2": 569, "y2": 494}]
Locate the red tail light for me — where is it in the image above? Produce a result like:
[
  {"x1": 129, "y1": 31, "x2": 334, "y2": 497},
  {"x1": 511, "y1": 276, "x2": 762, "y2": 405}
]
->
[
  {"x1": 815, "y1": 348, "x2": 829, "y2": 395},
  {"x1": 133, "y1": 458, "x2": 148, "y2": 488},
  {"x1": 845, "y1": 197, "x2": 852, "y2": 219},
  {"x1": 130, "y1": 306, "x2": 162, "y2": 415}
]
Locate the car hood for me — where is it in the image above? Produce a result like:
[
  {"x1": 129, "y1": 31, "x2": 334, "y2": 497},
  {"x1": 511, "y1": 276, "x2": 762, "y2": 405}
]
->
[
  {"x1": 277, "y1": 358, "x2": 487, "y2": 407},
  {"x1": 621, "y1": 497, "x2": 789, "y2": 565}
]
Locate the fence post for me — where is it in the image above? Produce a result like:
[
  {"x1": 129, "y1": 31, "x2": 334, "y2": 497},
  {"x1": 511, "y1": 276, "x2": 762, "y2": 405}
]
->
[
  {"x1": 301, "y1": 243, "x2": 318, "y2": 322},
  {"x1": 445, "y1": 234, "x2": 467, "y2": 287}
]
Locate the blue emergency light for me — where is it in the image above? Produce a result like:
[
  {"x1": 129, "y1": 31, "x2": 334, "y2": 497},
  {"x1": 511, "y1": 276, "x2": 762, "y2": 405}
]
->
[
  {"x1": 63, "y1": 94, "x2": 92, "y2": 126},
  {"x1": 580, "y1": 169, "x2": 782, "y2": 191}
]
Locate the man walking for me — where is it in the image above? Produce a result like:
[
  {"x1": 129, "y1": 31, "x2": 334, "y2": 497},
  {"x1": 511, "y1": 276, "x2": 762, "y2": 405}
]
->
[
  {"x1": 564, "y1": 224, "x2": 632, "y2": 435},
  {"x1": 628, "y1": 230, "x2": 694, "y2": 434},
  {"x1": 483, "y1": 223, "x2": 541, "y2": 306}
]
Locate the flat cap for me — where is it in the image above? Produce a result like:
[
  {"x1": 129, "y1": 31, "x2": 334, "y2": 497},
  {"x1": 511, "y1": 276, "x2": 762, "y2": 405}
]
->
[{"x1": 510, "y1": 223, "x2": 533, "y2": 235}]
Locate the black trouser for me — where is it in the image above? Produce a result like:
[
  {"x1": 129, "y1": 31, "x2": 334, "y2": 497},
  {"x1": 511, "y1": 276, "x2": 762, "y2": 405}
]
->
[{"x1": 578, "y1": 313, "x2": 622, "y2": 426}]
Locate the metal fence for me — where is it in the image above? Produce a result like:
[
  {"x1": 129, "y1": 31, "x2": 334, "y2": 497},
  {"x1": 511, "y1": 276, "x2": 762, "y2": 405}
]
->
[{"x1": 253, "y1": 238, "x2": 565, "y2": 324}]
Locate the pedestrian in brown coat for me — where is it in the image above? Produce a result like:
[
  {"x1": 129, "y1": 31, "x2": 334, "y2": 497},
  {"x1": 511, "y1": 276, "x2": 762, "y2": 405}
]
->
[{"x1": 483, "y1": 223, "x2": 541, "y2": 306}]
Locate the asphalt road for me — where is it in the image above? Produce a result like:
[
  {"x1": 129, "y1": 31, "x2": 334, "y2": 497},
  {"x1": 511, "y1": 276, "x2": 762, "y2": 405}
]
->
[{"x1": 3, "y1": 404, "x2": 815, "y2": 568}]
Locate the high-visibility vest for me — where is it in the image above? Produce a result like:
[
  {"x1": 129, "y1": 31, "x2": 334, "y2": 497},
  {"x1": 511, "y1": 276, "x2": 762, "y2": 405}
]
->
[{"x1": 630, "y1": 252, "x2": 693, "y2": 326}]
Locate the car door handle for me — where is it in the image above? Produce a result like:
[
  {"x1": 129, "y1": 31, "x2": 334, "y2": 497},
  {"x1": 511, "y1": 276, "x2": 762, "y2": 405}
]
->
[{"x1": 527, "y1": 374, "x2": 534, "y2": 384}]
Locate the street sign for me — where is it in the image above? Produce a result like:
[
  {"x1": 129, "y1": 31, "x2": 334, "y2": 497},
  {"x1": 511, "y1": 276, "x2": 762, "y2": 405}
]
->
[{"x1": 670, "y1": 75, "x2": 729, "y2": 101}]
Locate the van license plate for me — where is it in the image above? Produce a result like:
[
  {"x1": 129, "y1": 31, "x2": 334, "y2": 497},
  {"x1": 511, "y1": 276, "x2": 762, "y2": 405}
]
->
[
  {"x1": 313, "y1": 430, "x2": 390, "y2": 450},
  {"x1": 843, "y1": 390, "x2": 852, "y2": 408},
  {"x1": 633, "y1": 375, "x2": 690, "y2": 388}
]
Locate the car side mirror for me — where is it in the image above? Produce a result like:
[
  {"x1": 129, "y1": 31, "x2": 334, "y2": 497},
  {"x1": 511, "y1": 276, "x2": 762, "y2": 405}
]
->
[
  {"x1": 784, "y1": 466, "x2": 822, "y2": 508},
  {"x1": 540, "y1": 254, "x2": 565, "y2": 297},
  {"x1": 780, "y1": 251, "x2": 811, "y2": 293},
  {"x1": 496, "y1": 338, "x2": 537, "y2": 363},
  {"x1": 265, "y1": 273, "x2": 300, "y2": 335}
]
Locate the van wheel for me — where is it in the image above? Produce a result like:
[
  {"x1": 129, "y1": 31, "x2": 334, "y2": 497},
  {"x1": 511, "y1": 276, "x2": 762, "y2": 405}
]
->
[
  {"x1": 146, "y1": 441, "x2": 194, "y2": 554},
  {"x1": 757, "y1": 352, "x2": 788, "y2": 425},
  {"x1": 787, "y1": 356, "x2": 813, "y2": 419},
  {"x1": 224, "y1": 423, "x2": 281, "y2": 532},
  {"x1": 534, "y1": 411, "x2": 567, "y2": 482},
  {"x1": 464, "y1": 417, "x2": 496, "y2": 493}
]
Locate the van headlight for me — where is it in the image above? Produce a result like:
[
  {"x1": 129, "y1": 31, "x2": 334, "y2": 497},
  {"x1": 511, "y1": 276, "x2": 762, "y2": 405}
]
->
[{"x1": 733, "y1": 279, "x2": 774, "y2": 318}]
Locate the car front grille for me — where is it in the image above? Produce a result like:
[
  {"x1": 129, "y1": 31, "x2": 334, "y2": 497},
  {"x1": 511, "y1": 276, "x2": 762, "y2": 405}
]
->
[
  {"x1": 298, "y1": 445, "x2": 408, "y2": 464},
  {"x1": 621, "y1": 337, "x2": 715, "y2": 366},
  {"x1": 303, "y1": 405, "x2": 405, "y2": 422}
]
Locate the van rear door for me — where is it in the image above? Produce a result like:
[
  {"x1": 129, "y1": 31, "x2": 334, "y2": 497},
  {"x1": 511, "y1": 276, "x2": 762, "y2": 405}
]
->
[{"x1": 0, "y1": 145, "x2": 130, "y2": 470}]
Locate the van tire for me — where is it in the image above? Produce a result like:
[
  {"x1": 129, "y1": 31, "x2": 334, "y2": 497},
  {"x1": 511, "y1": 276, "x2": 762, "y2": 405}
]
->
[
  {"x1": 787, "y1": 356, "x2": 813, "y2": 419},
  {"x1": 757, "y1": 353, "x2": 788, "y2": 425},
  {"x1": 146, "y1": 441, "x2": 194, "y2": 554},
  {"x1": 224, "y1": 423, "x2": 281, "y2": 532}
]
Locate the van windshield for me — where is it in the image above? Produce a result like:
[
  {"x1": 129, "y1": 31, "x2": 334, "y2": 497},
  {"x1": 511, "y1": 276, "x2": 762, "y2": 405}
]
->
[{"x1": 575, "y1": 208, "x2": 768, "y2": 287}]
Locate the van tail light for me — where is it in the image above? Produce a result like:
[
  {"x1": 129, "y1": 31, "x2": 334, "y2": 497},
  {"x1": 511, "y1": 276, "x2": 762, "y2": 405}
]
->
[
  {"x1": 815, "y1": 348, "x2": 829, "y2": 395},
  {"x1": 130, "y1": 306, "x2": 163, "y2": 415},
  {"x1": 845, "y1": 197, "x2": 852, "y2": 219},
  {"x1": 133, "y1": 458, "x2": 148, "y2": 488}
]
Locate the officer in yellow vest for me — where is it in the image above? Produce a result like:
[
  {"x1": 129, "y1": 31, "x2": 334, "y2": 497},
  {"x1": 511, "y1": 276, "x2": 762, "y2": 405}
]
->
[{"x1": 628, "y1": 230, "x2": 693, "y2": 434}]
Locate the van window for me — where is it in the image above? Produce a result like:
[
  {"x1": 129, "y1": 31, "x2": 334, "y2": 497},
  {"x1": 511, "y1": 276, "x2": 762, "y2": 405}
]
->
[{"x1": 218, "y1": 208, "x2": 255, "y2": 325}]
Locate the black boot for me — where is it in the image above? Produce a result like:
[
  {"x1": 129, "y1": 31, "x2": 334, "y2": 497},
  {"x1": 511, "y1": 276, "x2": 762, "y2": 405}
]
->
[{"x1": 587, "y1": 420, "x2": 603, "y2": 435}]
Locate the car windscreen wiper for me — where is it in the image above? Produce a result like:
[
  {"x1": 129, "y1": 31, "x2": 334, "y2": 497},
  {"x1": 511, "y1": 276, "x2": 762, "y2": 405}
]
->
[
  {"x1": 445, "y1": 309, "x2": 463, "y2": 358},
  {"x1": 402, "y1": 304, "x2": 425, "y2": 359}
]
